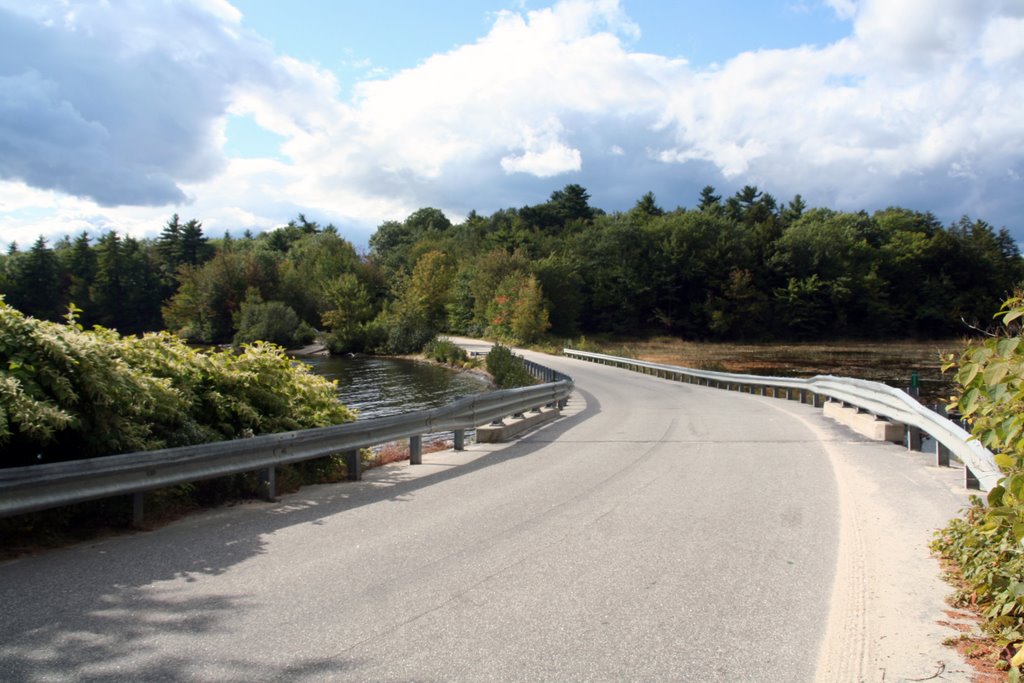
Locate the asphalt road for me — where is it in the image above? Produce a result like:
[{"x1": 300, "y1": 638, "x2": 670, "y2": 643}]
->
[{"x1": 0, "y1": 347, "x2": 971, "y2": 681}]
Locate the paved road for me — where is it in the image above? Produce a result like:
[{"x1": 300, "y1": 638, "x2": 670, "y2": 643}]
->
[{"x1": 0, "y1": 347, "x2": 972, "y2": 681}]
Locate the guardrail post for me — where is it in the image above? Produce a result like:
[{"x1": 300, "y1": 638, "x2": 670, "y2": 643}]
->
[
  {"x1": 905, "y1": 426, "x2": 922, "y2": 452},
  {"x1": 965, "y1": 466, "x2": 980, "y2": 490},
  {"x1": 132, "y1": 492, "x2": 145, "y2": 527},
  {"x1": 454, "y1": 429, "x2": 465, "y2": 451},
  {"x1": 259, "y1": 467, "x2": 276, "y2": 501},
  {"x1": 935, "y1": 442, "x2": 950, "y2": 467},
  {"x1": 344, "y1": 450, "x2": 361, "y2": 481},
  {"x1": 410, "y1": 435, "x2": 422, "y2": 465},
  {"x1": 812, "y1": 393, "x2": 824, "y2": 408}
]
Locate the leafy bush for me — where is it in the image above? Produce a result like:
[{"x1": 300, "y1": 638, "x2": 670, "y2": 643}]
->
[
  {"x1": 233, "y1": 294, "x2": 314, "y2": 348},
  {"x1": 0, "y1": 299, "x2": 354, "y2": 467},
  {"x1": 0, "y1": 299, "x2": 357, "y2": 540},
  {"x1": 932, "y1": 295, "x2": 1024, "y2": 675},
  {"x1": 378, "y1": 303, "x2": 437, "y2": 355},
  {"x1": 423, "y1": 337, "x2": 470, "y2": 365},
  {"x1": 485, "y1": 343, "x2": 536, "y2": 389}
]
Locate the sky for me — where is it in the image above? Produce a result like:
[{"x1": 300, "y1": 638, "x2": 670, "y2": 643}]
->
[{"x1": 0, "y1": 0, "x2": 1022, "y2": 251}]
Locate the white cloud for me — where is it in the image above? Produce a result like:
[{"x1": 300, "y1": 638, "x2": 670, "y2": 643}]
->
[
  {"x1": 824, "y1": 0, "x2": 858, "y2": 20},
  {"x1": 501, "y1": 144, "x2": 583, "y2": 177},
  {"x1": 0, "y1": 0, "x2": 1022, "y2": 251}
]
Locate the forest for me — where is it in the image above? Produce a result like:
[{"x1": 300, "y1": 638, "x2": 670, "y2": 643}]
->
[{"x1": 1, "y1": 184, "x2": 1021, "y2": 353}]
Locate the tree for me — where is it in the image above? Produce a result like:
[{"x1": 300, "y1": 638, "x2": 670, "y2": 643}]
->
[
  {"x1": 508, "y1": 275, "x2": 551, "y2": 343},
  {"x1": 277, "y1": 231, "x2": 361, "y2": 324},
  {"x1": 484, "y1": 273, "x2": 550, "y2": 343},
  {"x1": 63, "y1": 232, "x2": 96, "y2": 321},
  {"x1": 5, "y1": 237, "x2": 64, "y2": 321},
  {"x1": 163, "y1": 249, "x2": 278, "y2": 343},
  {"x1": 321, "y1": 273, "x2": 378, "y2": 353},
  {"x1": 406, "y1": 250, "x2": 455, "y2": 329},
  {"x1": 548, "y1": 184, "x2": 594, "y2": 224},
  {"x1": 157, "y1": 214, "x2": 183, "y2": 273},
  {"x1": 698, "y1": 185, "x2": 721, "y2": 212},
  {"x1": 781, "y1": 195, "x2": 806, "y2": 225},
  {"x1": 629, "y1": 191, "x2": 665, "y2": 222},
  {"x1": 233, "y1": 291, "x2": 312, "y2": 348},
  {"x1": 179, "y1": 219, "x2": 212, "y2": 267}
]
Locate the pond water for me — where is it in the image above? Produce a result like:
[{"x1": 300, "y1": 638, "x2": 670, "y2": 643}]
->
[{"x1": 300, "y1": 355, "x2": 491, "y2": 420}]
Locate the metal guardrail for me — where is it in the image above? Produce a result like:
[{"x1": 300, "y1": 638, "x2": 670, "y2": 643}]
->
[
  {"x1": 563, "y1": 348, "x2": 1000, "y2": 492},
  {"x1": 0, "y1": 362, "x2": 573, "y2": 524}
]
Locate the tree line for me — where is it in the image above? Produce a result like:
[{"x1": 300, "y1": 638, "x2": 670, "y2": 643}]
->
[{"x1": 1, "y1": 184, "x2": 1021, "y2": 351}]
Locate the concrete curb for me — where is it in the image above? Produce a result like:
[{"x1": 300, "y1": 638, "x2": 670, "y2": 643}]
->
[
  {"x1": 475, "y1": 406, "x2": 561, "y2": 443},
  {"x1": 823, "y1": 400, "x2": 904, "y2": 442}
]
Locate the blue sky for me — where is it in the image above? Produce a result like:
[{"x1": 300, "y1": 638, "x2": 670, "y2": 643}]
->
[{"x1": 0, "y1": 0, "x2": 1022, "y2": 249}]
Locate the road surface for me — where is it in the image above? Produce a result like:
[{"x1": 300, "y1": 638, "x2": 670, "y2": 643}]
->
[{"x1": 0, "y1": 345, "x2": 973, "y2": 681}]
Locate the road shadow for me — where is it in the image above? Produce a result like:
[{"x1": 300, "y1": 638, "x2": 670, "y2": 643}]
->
[{"x1": 0, "y1": 387, "x2": 600, "y2": 681}]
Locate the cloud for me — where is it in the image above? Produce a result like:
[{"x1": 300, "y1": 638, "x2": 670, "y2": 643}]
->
[
  {"x1": 0, "y1": 1, "x2": 265, "y2": 206},
  {"x1": 823, "y1": 0, "x2": 858, "y2": 20},
  {"x1": 270, "y1": 0, "x2": 1022, "y2": 235},
  {"x1": 1, "y1": 0, "x2": 1022, "y2": 252}
]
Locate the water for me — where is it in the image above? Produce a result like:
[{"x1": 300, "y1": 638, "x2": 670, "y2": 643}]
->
[{"x1": 300, "y1": 355, "x2": 491, "y2": 419}]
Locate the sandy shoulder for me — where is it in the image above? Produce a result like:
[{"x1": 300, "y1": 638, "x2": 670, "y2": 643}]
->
[{"x1": 767, "y1": 400, "x2": 976, "y2": 682}]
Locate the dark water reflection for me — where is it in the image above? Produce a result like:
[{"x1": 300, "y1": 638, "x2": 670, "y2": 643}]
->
[{"x1": 300, "y1": 356, "x2": 490, "y2": 420}]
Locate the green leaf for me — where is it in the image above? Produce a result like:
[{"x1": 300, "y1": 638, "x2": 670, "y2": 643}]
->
[
  {"x1": 999, "y1": 338, "x2": 1023, "y2": 357},
  {"x1": 990, "y1": 485, "x2": 1007, "y2": 506},
  {"x1": 960, "y1": 388, "x2": 981, "y2": 415},
  {"x1": 997, "y1": 454, "x2": 1018, "y2": 470},
  {"x1": 959, "y1": 362, "x2": 980, "y2": 385},
  {"x1": 985, "y1": 360, "x2": 1011, "y2": 386}
]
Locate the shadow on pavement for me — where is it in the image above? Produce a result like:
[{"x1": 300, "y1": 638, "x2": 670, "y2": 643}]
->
[{"x1": 0, "y1": 387, "x2": 600, "y2": 682}]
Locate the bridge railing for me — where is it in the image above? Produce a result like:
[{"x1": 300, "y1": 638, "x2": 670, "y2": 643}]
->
[
  {"x1": 0, "y1": 361, "x2": 573, "y2": 525},
  {"x1": 563, "y1": 348, "x2": 1000, "y2": 492}
]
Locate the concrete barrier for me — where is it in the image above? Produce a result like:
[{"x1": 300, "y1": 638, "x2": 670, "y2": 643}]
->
[
  {"x1": 476, "y1": 407, "x2": 561, "y2": 443},
  {"x1": 824, "y1": 400, "x2": 904, "y2": 443}
]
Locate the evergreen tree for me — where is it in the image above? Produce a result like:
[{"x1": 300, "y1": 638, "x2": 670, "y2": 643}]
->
[
  {"x1": 63, "y1": 232, "x2": 97, "y2": 322},
  {"x1": 698, "y1": 185, "x2": 721, "y2": 212},
  {"x1": 6, "y1": 237, "x2": 64, "y2": 321},
  {"x1": 179, "y1": 219, "x2": 212, "y2": 267}
]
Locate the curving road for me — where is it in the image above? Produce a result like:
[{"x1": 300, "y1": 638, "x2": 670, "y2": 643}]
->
[{"x1": 0, "y1": 346, "x2": 973, "y2": 681}]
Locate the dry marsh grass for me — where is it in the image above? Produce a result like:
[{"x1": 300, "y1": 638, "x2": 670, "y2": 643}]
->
[{"x1": 574, "y1": 336, "x2": 969, "y2": 402}]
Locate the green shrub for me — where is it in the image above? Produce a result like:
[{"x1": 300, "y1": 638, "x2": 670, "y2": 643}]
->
[
  {"x1": 486, "y1": 343, "x2": 536, "y2": 388},
  {"x1": 233, "y1": 296, "x2": 314, "y2": 348},
  {"x1": 0, "y1": 299, "x2": 357, "y2": 540},
  {"x1": 423, "y1": 337, "x2": 470, "y2": 365},
  {"x1": 0, "y1": 299, "x2": 354, "y2": 467},
  {"x1": 932, "y1": 294, "x2": 1024, "y2": 674}
]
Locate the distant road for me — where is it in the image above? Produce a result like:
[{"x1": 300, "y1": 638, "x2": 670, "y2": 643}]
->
[{"x1": 0, "y1": 344, "x2": 972, "y2": 681}]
